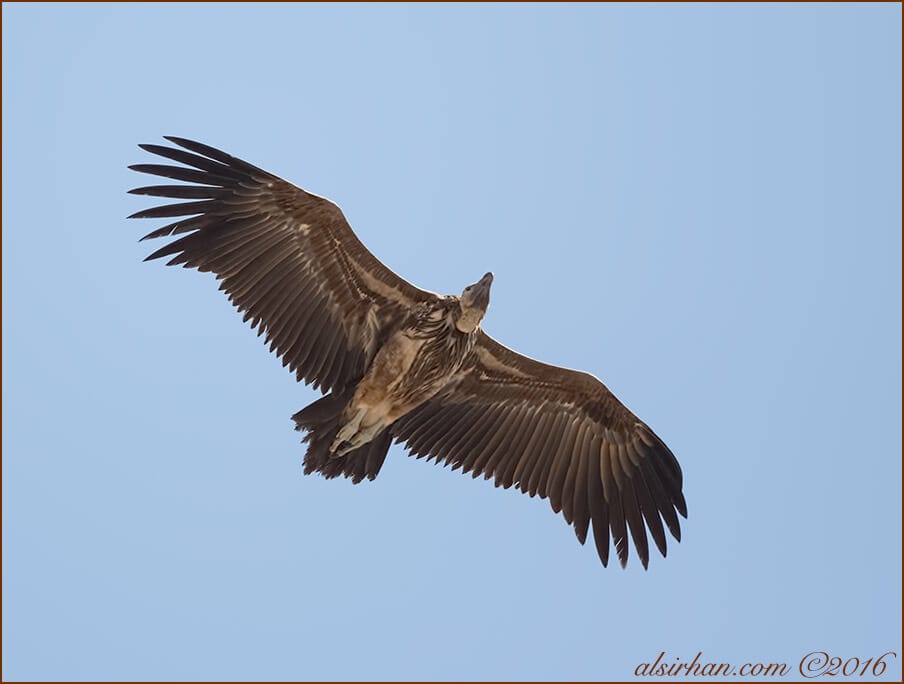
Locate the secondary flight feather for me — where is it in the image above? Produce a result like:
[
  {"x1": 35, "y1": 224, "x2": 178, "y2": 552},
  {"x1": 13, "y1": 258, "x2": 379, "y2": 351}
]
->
[{"x1": 129, "y1": 137, "x2": 687, "y2": 569}]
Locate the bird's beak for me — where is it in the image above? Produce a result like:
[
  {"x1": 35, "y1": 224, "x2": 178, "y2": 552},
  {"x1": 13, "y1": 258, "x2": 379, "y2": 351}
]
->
[
  {"x1": 466, "y1": 272, "x2": 493, "y2": 312},
  {"x1": 474, "y1": 272, "x2": 494, "y2": 296}
]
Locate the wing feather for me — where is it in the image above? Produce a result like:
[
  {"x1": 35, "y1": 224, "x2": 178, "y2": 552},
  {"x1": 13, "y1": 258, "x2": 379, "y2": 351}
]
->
[
  {"x1": 449, "y1": 405, "x2": 500, "y2": 472},
  {"x1": 130, "y1": 137, "x2": 437, "y2": 393},
  {"x1": 570, "y1": 427, "x2": 593, "y2": 545},
  {"x1": 600, "y1": 441, "x2": 630, "y2": 567},
  {"x1": 630, "y1": 445, "x2": 669, "y2": 558},
  {"x1": 562, "y1": 422, "x2": 592, "y2": 526},
  {"x1": 425, "y1": 404, "x2": 474, "y2": 466},
  {"x1": 129, "y1": 184, "x2": 223, "y2": 199},
  {"x1": 512, "y1": 410, "x2": 552, "y2": 491},
  {"x1": 391, "y1": 331, "x2": 686, "y2": 569},
  {"x1": 469, "y1": 405, "x2": 521, "y2": 478},
  {"x1": 496, "y1": 406, "x2": 540, "y2": 489},
  {"x1": 529, "y1": 411, "x2": 567, "y2": 498},
  {"x1": 548, "y1": 421, "x2": 581, "y2": 516},
  {"x1": 588, "y1": 443, "x2": 611, "y2": 567},
  {"x1": 490, "y1": 405, "x2": 535, "y2": 487}
]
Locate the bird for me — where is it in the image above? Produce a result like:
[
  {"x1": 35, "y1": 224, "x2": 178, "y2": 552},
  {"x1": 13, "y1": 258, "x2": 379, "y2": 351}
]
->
[{"x1": 128, "y1": 136, "x2": 687, "y2": 569}]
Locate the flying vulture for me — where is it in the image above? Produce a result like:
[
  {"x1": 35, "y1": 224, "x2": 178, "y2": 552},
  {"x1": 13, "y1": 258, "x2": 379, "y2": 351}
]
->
[{"x1": 129, "y1": 137, "x2": 687, "y2": 569}]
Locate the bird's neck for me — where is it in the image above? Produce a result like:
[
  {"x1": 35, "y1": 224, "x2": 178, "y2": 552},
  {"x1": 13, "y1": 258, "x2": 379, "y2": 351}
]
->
[{"x1": 455, "y1": 306, "x2": 483, "y2": 333}]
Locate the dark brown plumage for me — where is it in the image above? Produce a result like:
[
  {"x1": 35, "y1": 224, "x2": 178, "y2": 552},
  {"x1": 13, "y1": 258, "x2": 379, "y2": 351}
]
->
[{"x1": 129, "y1": 137, "x2": 687, "y2": 569}]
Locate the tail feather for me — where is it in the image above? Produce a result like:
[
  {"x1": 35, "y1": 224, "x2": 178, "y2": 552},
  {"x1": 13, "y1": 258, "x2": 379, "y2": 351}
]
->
[{"x1": 292, "y1": 392, "x2": 391, "y2": 484}]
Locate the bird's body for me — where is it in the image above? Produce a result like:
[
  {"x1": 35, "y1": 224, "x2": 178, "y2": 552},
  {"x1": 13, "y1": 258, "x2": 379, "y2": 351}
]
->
[
  {"x1": 129, "y1": 137, "x2": 687, "y2": 569},
  {"x1": 328, "y1": 292, "x2": 483, "y2": 455}
]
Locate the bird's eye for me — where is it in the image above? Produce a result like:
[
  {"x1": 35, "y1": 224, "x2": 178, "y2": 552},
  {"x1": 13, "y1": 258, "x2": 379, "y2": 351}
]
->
[{"x1": 465, "y1": 286, "x2": 472, "y2": 292}]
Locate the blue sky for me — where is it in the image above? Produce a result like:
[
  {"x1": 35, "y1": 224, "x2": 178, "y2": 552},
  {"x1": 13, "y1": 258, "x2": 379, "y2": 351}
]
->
[{"x1": 3, "y1": 3, "x2": 901, "y2": 681}]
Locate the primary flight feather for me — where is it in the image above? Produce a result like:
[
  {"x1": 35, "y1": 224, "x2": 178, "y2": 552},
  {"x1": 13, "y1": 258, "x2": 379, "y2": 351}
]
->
[{"x1": 129, "y1": 137, "x2": 687, "y2": 569}]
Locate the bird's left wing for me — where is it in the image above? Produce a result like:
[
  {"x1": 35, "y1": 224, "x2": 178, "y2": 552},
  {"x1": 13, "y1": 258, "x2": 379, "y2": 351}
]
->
[
  {"x1": 391, "y1": 331, "x2": 687, "y2": 569},
  {"x1": 129, "y1": 137, "x2": 438, "y2": 393}
]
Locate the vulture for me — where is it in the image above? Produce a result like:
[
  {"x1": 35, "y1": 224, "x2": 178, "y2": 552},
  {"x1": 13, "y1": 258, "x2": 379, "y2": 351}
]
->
[{"x1": 128, "y1": 137, "x2": 687, "y2": 569}]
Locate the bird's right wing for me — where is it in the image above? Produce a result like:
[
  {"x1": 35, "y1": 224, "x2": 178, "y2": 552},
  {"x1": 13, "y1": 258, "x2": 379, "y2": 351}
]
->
[
  {"x1": 129, "y1": 137, "x2": 439, "y2": 393},
  {"x1": 391, "y1": 331, "x2": 686, "y2": 569}
]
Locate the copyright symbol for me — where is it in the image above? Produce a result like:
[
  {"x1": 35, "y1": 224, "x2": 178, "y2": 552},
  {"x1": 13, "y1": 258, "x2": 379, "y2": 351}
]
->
[{"x1": 800, "y1": 651, "x2": 830, "y2": 678}]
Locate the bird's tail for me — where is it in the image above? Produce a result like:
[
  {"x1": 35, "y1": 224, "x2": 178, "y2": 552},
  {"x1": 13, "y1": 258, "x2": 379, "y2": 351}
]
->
[{"x1": 292, "y1": 391, "x2": 392, "y2": 484}]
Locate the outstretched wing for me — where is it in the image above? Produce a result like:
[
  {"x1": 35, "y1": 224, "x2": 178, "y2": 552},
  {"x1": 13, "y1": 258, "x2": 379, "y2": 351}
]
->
[
  {"x1": 391, "y1": 331, "x2": 687, "y2": 569},
  {"x1": 129, "y1": 137, "x2": 437, "y2": 393}
]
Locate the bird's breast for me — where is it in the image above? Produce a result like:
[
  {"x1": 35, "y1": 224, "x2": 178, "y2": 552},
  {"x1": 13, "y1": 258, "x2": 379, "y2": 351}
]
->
[{"x1": 351, "y1": 313, "x2": 472, "y2": 424}]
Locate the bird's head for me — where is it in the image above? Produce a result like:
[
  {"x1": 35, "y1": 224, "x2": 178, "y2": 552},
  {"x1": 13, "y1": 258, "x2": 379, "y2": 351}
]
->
[{"x1": 456, "y1": 272, "x2": 493, "y2": 333}]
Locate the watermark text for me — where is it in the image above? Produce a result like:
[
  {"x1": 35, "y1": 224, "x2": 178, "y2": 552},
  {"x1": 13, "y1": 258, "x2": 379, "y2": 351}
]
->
[{"x1": 635, "y1": 650, "x2": 897, "y2": 678}]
